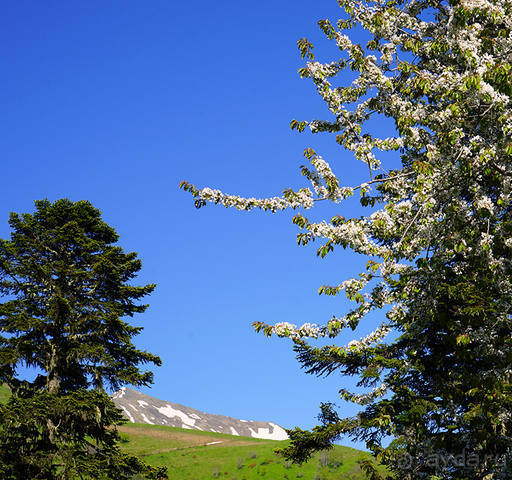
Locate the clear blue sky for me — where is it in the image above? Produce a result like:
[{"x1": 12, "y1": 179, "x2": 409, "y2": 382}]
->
[{"x1": 1, "y1": 0, "x2": 396, "y2": 450}]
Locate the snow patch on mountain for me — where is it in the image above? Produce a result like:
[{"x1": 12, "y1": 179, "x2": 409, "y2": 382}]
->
[
  {"x1": 112, "y1": 387, "x2": 127, "y2": 399},
  {"x1": 141, "y1": 413, "x2": 154, "y2": 425},
  {"x1": 253, "y1": 423, "x2": 289, "y2": 440},
  {"x1": 157, "y1": 404, "x2": 197, "y2": 427},
  {"x1": 120, "y1": 405, "x2": 134, "y2": 422}
]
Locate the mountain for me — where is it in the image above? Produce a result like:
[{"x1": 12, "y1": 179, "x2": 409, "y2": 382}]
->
[{"x1": 111, "y1": 387, "x2": 289, "y2": 440}]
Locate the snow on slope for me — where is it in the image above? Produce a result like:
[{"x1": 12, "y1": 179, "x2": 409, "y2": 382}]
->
[{"x1": 111, "y1": 387, "x2": 288, "y2": 440}]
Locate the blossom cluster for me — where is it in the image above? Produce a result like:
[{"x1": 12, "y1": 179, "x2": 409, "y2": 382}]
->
[
  {"x1": 272, "y1": 321, "x2": 324, "y2": 340},
  {"x1": 198, "y1": 187, "x2": 315, "y2": 212},
  {"x1": 340, "y1": 383, "x2": 388, "y2": 405},
  {"x1": 345, "y1": 323, "x2": 392, "y2": 353}
]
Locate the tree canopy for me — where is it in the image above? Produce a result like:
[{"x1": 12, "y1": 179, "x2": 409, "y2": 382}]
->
[
  {"x1": 0, "y1": 199, "x2": 167, "y2": 479},
  {"x1": 182, "y1": 0, "x2": 512, "y2": 478}
]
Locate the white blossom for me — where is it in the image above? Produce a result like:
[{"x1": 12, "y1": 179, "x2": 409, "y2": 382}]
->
[{"x1": 475, "y1": 195, "x2": 494, "y2": 214}]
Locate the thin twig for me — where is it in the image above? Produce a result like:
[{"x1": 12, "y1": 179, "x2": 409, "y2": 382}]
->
[
  {"x1": 352, "y1": 172, "x2": 415, "y2": 191},
  {"x1": 399, "y1": 206, "x2": 423, "y2": 245}
]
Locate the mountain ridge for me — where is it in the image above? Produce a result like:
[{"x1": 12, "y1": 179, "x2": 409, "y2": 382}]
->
[{"x1": 111, "y1": 387, "x2": 289, "y2": 440}]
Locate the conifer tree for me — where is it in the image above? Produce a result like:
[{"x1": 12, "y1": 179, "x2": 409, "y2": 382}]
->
[
  {"x1": 182, "y1": 0, "x2": 512, "y2": 478},
  {"x1": 0, "y1": 199, "x2": 167, "y2": 479}
]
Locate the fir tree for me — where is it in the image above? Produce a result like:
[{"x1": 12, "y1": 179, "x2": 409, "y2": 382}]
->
[
  {"x1": 182, "y1": 0, "x2": 512, "y2": 478},
  {"x1": 0, "y1": 199, "x2": 167, "y2": 479}
]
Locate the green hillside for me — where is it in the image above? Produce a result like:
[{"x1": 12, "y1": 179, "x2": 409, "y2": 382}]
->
[
  {"x1": 0, "y1": 385, "x2": 381, "y2": 478},
  {"x1": 0, "y1": 384, "x2": 9, "y2": 404},
  {"x1": 118, "y1": 423, "x2": 378, "y2": 479}
]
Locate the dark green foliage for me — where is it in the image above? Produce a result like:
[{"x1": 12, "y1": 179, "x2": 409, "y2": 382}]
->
[
  {"x1": 283, "y1": 264, "x2": 512, "y2": 479},
  {"x1": 0, "y1": 199, "x2": 167, "y2": 479}
]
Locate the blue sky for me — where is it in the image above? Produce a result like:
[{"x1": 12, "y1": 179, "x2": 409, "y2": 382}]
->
[{"x1": 1, "y1": 0, "x2": 397, "y2": 450}]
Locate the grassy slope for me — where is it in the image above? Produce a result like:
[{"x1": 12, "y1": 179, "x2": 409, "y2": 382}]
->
[
  {"x1": 0, "y1": 385, "x2": 382, "y2": 478},
  {"x1": 0, "y1": 384, "x2": 10, "y2": 404},
  {"x1": 118, "y1": 423, "x2": 378, "y2": 480}
]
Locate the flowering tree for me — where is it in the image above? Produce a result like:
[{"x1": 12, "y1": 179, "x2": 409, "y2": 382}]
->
[{"x1": 181, "y1": 0, "x2": 512, "y2": 478}]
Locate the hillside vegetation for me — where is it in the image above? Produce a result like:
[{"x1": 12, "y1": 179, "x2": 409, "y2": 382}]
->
[
  {"x1": 0, "y1": 384, "x2": 9, "y2": 404},
  {"x1": 0, "y1": 385, "x2": 378, "y2": 478},
  {"x1": 118, "y1": 423, "x2": 378, "y2": 479}
]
